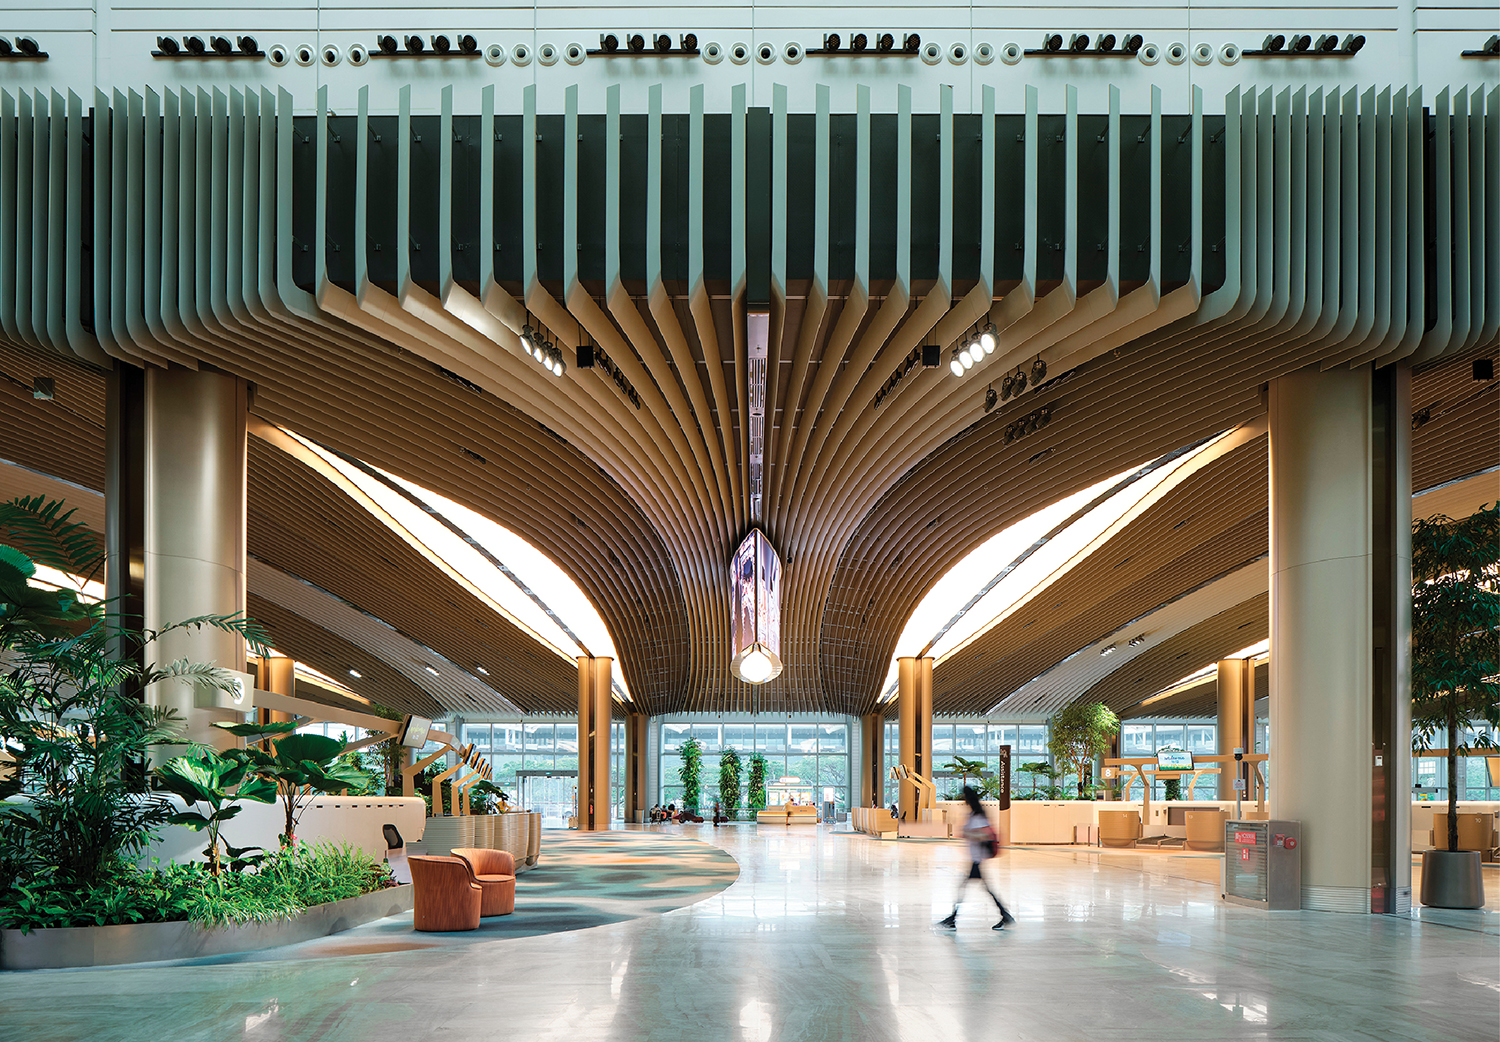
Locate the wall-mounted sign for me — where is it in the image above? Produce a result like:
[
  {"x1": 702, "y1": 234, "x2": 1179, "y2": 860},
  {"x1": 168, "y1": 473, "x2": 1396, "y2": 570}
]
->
[{"x1": 730, "y1": 528, "x2": 783, "y2": 684}]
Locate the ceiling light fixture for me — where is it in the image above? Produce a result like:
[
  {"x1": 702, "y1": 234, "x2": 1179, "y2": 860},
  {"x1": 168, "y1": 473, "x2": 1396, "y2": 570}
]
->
[
  {"x1": 348, "y1": 668, "x2": 362, "y2": 679},
  {"x1": 1128, "y1": 634, "x2": 1147, "y2": 647},
  {"x1": 978, "y1": 322, "x2": 997, "y2": 354},
  {"x1": 424, "y1": 665, "x2": 440, "y2": 676},
  {"x1": 949, "y1": 350, "x2": 965, "y2": 378},
  {"x1": 476, "y1": 665, "x2": 489, "y2": 675},
  {"x1": 1100, "y1": 644, "x2": 1118, "y2": 656},
  {"x1": 184, "y1": 35, "x2": 205, "y2": 55}
]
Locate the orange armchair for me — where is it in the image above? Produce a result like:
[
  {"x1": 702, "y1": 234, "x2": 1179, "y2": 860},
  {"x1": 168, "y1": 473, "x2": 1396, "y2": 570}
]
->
[
  {"x1": 451, "y1": 847, "x2": 517, "y2": 917},
  {"x1": 409, "y1": 855, "x2": 482, "y2": 932}
]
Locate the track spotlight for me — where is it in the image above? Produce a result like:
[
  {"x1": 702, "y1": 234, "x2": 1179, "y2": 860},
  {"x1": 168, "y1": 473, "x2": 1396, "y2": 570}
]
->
[
  {"x1": 156, "y1": 36, "x2": 180, "y2": 55},
  {"x1": 984, "y1": 385, "x2": 998, "y2": 412},
  {"x1": 520, "y1": 324, "x2": 536, "y2": 355},
  {"x1": 210, "y1": 35, "x2": 233, "y2": 55},
  {"x1": 903, "y1": 33, "x2": 921, "y2": 53},
  {"x1": 1001, "y1": 373, "x2": 1015, "y2": 399},
  {"x1": 184, "y1": 36, "x2": 205, "y2": 55},
  {"x1": 681, "y1": 34, "x2": 698, "y2": 52},
  {"x1": 1314, "y1": 33, "x2": 1337, "y2": 53},
  {"x1": 851, "y1": 33, "x2": 868, "y2": 52},
  {"x1": 16, "y1": 37, "x2": 40, "y2": 58},
  {"x1": 1486, "y1": 34, "x2": 1500, "y2": 56},
  {"x1": 876, "y1": 33, "x2": 895, "y2": 53},
  {"x1": 979, "y1": 323, "x2": 997, "y2": 355},
  {"x1": 1042, "y1": 33, "x2": 1063, "y2": 52},
  {"x1": 949, "y1": 350, "x2": 964, "y2": 378},
  {"x1": 601, "y1": 33, "x2": 619, "y2": 52},
  {"x1": 432, "y1": 34, "x2": 451, "y2": 54},
  {"x1": 1031, "y1": 358, "x2": 1047, "y2": 383},
  {"x1": 1263, "y1": 34, "x2": 1285, "y2": 52},
  {"x1": 1096, "y1": 33, "x2": 1116, "y2": 52},
  {"x1": 238, "y1": 35, "x2": 259, "y2": 54},
  {"x1": 958, "y1": 343, "x2": 974, "y2": 368},
  {"x1": 0, "y1": 39, "x2": 11, "y2": 56},
  {"x1": 1340, "y1": 34, "x2": 1365, "y2": 54},
  {"x1": 1289, "y1": 34, "x2": 1311, "y2": 52},
  {"x1": 824, "y1": 33, "x2": 841, "y2": 51},
  {"x1": 628, "y1": 33, "x2": 645, "y2": 53},
  {"x1": 459, "y1": 34, "x2": 478, "y2": 54},
  {"x1": 379, "y1": 35, "x2": 399, "y2": 54},
  {"x1": 654, "y1": 33, "x2": 671, "y2": 52},
  {"x1": 1069, "y1": 33, "x2": 1090, "y2": 53},
  {"x1": 1014, "y1": 368, "x2": 1028, "y2": 394},
  {"x1": 405, "y1": 34, "x2": 425, "y2": 54},
  {"x1": 1123, "y1": 33, "x2": 1144, "y2": 54}
]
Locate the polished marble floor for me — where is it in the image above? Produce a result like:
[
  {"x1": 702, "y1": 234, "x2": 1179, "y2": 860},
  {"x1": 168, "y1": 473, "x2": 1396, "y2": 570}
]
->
[{"x1": 4, "y1": 824, "x2": 1497, "y2": 1042}]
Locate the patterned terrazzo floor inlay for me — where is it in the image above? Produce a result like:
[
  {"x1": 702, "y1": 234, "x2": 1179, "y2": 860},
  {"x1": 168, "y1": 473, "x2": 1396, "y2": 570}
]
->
[{"x1": 205, "y1": 829, "x2": 740, "y2": 964}]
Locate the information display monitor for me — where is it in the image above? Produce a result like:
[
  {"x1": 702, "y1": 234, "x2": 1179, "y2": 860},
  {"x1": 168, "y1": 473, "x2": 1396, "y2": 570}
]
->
[
  {"x1": 1155, "y1": 749, "x2": 1193, "y2": 772},
  {"x1": 397, "y1": 714, "x2": 433, "y2": 749}
]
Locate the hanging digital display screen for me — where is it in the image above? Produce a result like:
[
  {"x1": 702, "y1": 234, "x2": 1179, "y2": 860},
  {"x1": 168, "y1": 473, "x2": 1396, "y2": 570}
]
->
[{"x1": 730, "y1": 528, "x2": 783, "y2": 684}]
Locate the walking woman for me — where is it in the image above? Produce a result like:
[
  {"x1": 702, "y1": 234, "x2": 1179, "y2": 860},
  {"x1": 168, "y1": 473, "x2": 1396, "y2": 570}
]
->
[{"x1": 938, "y1": 786, "x2": 1016, "y2": 931}]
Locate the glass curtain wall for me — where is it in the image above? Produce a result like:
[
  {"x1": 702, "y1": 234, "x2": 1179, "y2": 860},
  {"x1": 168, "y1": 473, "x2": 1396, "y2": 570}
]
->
[
  {"x1": 659, "y1": 720, "x2": 851, "y2": 813},
  {"x1": 460, "y1": 719, "x2": 627, "y2": 818}
]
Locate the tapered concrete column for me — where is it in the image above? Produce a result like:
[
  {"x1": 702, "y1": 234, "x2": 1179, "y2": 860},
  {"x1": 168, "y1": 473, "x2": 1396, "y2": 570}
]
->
[
  {"x1": 897, "y1": 657, "x2": 934, "y2": 821},
  {"x1": 144, "y1": 367, "x2": 249, "y2": 754},
  {"x1": 623, "y1": 712, "x2": 649, "y2": 824},
  {"x1": 861, "y1": 713, "x2": 885, "y2": 807},
  {"x1": 1217, "y1": 658, "x2": 1254, "y2": 799},
  {"x1": 1269, "y1": 363, "x2": 1411, "y2": 913},
  {"x1": 577, "y1": 656, "x2": 613, "y2": 830},
  {"x1": 258, "y1": 655, "x2": 295, "y2": 725}
]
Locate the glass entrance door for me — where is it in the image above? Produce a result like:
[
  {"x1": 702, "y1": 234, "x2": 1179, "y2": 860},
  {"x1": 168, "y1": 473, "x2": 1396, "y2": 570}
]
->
[{"x1": 518, "y1": 771, "x2": 578, "y2": 827}]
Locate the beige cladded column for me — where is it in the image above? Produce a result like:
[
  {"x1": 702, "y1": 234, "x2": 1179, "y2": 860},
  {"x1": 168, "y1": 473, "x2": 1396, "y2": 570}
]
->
[
  {"x1": 861, "y1": 713, "x2": 884, "y2": 807},
  {"x1": 1217, "y1": 657, "x2": 1254, "y2": 797},
  {"x1": 1269, "y1": 363, "x2": 1412, "y2": 913},
  {"x1": 897, "y1": 657, "x2": 934, "y2": 822},
  {"x1": 144, "y1": 367, "x2": 249, "y2": 756},
  {"x1": 258, "y1": 655, "x2": 296, "y2": 725},
  {"x1": 623, "y1": 711, "x2": 649, "y2": 824},
  {"x1": 576, "y1": 656, "x2": 613, "y2": 830}
]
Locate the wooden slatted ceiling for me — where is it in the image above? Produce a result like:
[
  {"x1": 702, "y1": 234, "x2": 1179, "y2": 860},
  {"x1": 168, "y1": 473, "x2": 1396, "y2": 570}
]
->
[
  {"x1": 245, "y1": 593, "x2": 447, "y2": 721},
  {"x1": 0, "y1": 341, "x2": 106, "y2": 491},
  {"x1": 246, "y1": 440, "x2": 580, "y2": 716},
  {"x1": 1087, "y1": 593, "x2": 1270, "y2": 716},
  {"x1": 922, "y1": 440, "x2": 1269, "y2": 718},
  {"x1": 1411, "y1": 344, "x2": 1500, "y2": 495}
]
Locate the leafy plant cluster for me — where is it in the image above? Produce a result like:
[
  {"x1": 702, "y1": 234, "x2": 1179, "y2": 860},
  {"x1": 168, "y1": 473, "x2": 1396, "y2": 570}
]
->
[
  {"x1": 1048, "y1": 700, "x2": 1120, "y2": 799},
  {"x1": 0, "y1": 496, "x2": 392, "y2": 935},
  {"x1": 0, "y1": 497, "x2": 266, "y2": 894},
  {"x1": 0, "y1": 842, "x2": 391, "y2": 934},
  {"x1": 678, "y1": 737, "x2": 703, "y2": 811},
  {"x1": 718, "y1": 748, "x2": 742, "y2": 819},
  {"x1": 747, "y1": 753, "x2": 768, "y2": 811}
]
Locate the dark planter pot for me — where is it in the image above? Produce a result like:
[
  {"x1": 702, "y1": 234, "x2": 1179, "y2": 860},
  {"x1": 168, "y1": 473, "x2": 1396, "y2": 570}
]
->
[{"x1": 1419, "y1": 849, "x2": 1485, "y2": 909}]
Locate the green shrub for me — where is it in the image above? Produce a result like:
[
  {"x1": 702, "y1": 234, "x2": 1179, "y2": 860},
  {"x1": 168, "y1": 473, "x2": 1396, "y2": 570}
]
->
[{"x1": 0, "y1": 843, "x2": 393, "y2": 933}]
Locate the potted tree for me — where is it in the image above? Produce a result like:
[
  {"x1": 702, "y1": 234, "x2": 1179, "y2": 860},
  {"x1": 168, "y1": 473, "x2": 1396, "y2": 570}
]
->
[
  {"x1": 1412, "y1": 504, "x2": 1499, "y2": 909},
  {"x1": 1048, "y1": 700, "x2": 1121, "y2": 799}
]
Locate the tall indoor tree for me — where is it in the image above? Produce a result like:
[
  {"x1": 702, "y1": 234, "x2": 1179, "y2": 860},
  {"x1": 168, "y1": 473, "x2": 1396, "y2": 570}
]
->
[
  {"x1": 718, "y1": 747, "x2": 743, "y2": 819},
  {"x1": 1047, "y1": 700, "x2": 1121, "y2": 799},
  {"x1": 1411, "y1": 504, "x2": 1500, "y2": 853}
]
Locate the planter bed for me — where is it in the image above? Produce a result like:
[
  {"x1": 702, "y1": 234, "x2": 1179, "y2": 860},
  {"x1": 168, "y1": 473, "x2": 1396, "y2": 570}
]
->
[{"x1": 1, "y1": 884, "x2": 413, "y2": 971}]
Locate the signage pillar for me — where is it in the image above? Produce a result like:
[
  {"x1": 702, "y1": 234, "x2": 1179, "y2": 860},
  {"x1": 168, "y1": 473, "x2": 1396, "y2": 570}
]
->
[{"x1": 861, "y1": 713, "x2": 884, "y2": 807}]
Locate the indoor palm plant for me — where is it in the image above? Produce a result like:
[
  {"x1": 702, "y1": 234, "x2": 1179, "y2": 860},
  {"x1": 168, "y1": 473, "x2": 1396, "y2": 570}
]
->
[{"x1": 1411, "y1": 504, "x2": 1499, "y2": 908}]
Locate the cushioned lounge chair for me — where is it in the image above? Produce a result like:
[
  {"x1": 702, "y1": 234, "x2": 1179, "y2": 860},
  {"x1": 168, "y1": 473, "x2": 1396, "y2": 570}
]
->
[{"x1": 451, "y1": 847, "x2": 518, "y2": 916}]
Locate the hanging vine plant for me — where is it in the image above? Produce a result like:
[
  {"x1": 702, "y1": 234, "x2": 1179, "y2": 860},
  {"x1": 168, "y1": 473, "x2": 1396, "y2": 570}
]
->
[
  {"x1": 747, "y1": 753, "x2": 769, "y2": 811},
  {"x1": 678, "y1": 737, "x2": 703, "y2": 812},
  {"x1": 718, "y1": 748, "x2": 743, "y2": 820}
]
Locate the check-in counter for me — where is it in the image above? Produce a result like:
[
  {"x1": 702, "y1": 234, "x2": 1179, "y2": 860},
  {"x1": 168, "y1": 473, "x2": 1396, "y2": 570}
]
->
[
  {"x1": 1412, "y1": 801, "x2": 1500, "y2": 851},
  {"x1": 1007, "y1": 801, "x2": 1100, "y2": 844}
]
